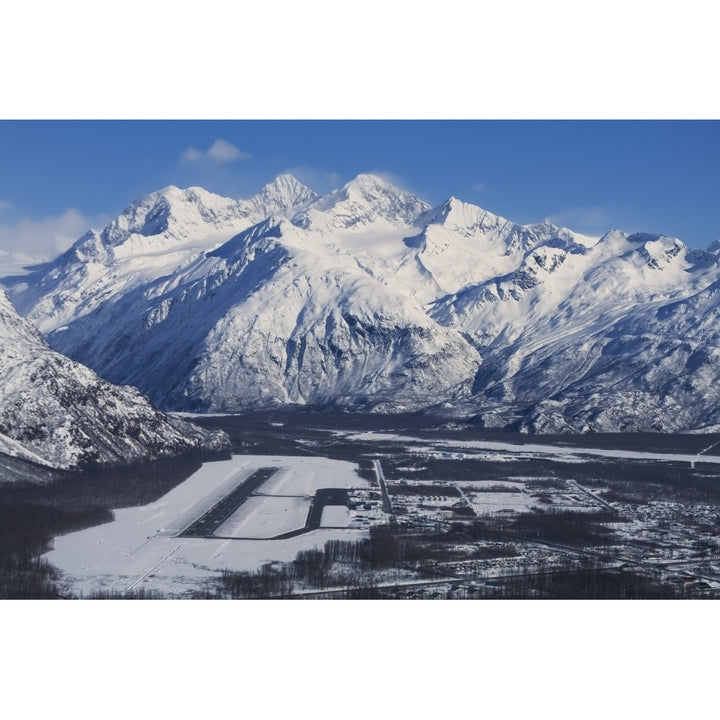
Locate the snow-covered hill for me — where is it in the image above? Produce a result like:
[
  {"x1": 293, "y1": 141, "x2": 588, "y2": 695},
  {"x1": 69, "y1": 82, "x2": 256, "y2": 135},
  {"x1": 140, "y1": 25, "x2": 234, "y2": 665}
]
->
[
  {"x1": 0, "y1": 290, "x2": 228, "y2": 470},
  {"x1": 4, "y1": 173, "x2": 720, "y2": 432}
]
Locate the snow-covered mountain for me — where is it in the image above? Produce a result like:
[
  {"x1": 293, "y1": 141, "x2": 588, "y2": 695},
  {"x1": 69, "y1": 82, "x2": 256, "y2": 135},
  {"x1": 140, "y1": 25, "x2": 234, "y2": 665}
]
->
[
  {"x1": 0, "y1": 290, "x2": 228, "y2": 470},
  {"x1": 4, "y1": 173, "x2": 720, "y2": 432},
  {"x1": 8, "y1": 174, "x2": 318, "y2": 332}
]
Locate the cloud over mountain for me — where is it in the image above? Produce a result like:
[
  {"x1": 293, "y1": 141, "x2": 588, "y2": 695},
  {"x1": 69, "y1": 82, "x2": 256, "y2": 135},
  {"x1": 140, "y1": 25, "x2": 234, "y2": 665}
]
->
[{"x1": 182, "y1": 139, "x2": 252, "y2": 164}]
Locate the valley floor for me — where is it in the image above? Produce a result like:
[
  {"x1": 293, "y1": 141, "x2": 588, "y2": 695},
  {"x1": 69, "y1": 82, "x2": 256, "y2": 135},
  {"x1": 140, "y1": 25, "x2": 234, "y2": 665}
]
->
[{"x1": 27, "y1": 414, "x2": 720, "y2": 599}]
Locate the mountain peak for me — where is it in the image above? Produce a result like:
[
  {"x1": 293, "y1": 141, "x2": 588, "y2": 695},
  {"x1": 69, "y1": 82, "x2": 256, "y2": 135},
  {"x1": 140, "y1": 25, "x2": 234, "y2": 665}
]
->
[
  {"x1": 0, "y1": 289, "x2": 18, "y2": 317},
  {"x1": 419, "y1": 196, "x2": 510, "y2": 233},
  {"x1": 265, "y1": 173, "x2": 311, "y2": 192},
  {"x1": 347, "y1": 172, "x2": 389, "y2": 187},
  {"x1": 343, "y1": 173, "x2": 411, "y2": 198},
  {"x1": 292, "y1": 173, "x2": 430, "y2": 231},
  {"x1": 156, "y1": 184, "x2": 181, "y2": 196},
  {"x1": 251, "y1": 174, "x2": 318, "y2": 218},
  {"x1": 101, "y1": 185, "x2": 246, "y2": 247}
]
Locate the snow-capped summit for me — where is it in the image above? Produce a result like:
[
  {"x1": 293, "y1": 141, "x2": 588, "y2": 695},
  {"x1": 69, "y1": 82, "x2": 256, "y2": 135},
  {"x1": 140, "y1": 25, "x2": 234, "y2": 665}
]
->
[
  {"x1": 630, "y1": 234, "x2": 686, "y2": 271},
  {"x1": 101, "y1": 185, "x2": 244, "y2": 249},
  {"x1": 291, "y1": 173, "x2": 430, "y2": 232},
  {"x1": 706, "y1": 237, "x2": 720, "y2": 255},
  {"x1": 405, "y1": 196, "x2": 589, "y2": 296},
  {"x1": 418, "y1": 196, "x2": 511, "y2": 235},
  {"x1": 85, "y1": 174, "x2": 317, "y2": 254},
  {"x1": 250, "y1": 174, "x2": 318, "y2": 218},
  {"x1": 9, "y1": 176, "x2": 320, "y2": 332}
]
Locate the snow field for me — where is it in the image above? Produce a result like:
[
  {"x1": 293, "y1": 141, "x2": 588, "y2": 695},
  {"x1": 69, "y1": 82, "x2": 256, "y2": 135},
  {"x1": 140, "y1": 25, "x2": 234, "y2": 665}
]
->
[
  {"x1": 337, "y1": 431, "x2": 720, "y2": 467},
  {"x1": 463, "y1": 490, "x2": 537, "y2": 515},
  {"x1": 320, "y1": 505, "x2": 353, "y2": 527},
  {"x1": 259, "y1": 459, "x2": 361, "y2": 494},
  {"x1": 214, "y1": 495, "x2": 309, "y2": 538}
]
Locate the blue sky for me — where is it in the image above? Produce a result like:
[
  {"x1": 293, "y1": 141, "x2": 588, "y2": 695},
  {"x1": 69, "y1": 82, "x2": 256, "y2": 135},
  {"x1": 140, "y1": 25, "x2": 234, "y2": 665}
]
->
[{"x1": 1, "y1": 120, "x2": 718, "y2": 260}]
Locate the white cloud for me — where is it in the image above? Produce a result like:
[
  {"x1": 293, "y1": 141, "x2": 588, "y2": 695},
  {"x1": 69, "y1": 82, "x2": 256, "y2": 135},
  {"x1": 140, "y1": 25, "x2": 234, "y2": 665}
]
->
[
  {"x1": 0, "y1": 200, "x2": 12, "y2": 211},
  {"x1": 0, "y1": 208, "x2": 110, "y2": 266},
  {"x1": 182, "y1": 139, "x2": 251, "y2": 164},
  {"x1": 472, "y1": 182, "x2": 485, "y2": 192},
  {"x1": 181, "y1": 147, "x2": 204, "y2": 162},
  {"x1": 208, "y1": 139, "x2": 249, "y2": 163}
]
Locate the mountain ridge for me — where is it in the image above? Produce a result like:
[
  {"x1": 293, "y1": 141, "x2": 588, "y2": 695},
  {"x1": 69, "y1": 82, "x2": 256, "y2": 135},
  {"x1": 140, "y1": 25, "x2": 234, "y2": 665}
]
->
[
  {"x1": 4, "y1": 173, "x2": 720, "y2": 433},
  {"x1": 0, "y1": 290, "x2": 229, "y2": 470}
]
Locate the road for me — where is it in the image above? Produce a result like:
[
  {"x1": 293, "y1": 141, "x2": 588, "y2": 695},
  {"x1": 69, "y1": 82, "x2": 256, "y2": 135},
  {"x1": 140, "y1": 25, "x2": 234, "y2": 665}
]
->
[
  {"x1": 567, "y1": 479, "x2": 614, "y2": 510},
  {"x1": 373, "y1": 459, "x2": 393, "y2": 514},
  {"x1": 125, "y1": 542, "x2": 186, "y2": 592}
]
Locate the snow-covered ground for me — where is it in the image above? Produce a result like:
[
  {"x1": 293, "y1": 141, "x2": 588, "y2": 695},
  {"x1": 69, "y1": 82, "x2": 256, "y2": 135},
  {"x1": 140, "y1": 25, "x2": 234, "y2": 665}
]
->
[
  {"x1": 214, "y1": 495, "x2": 309, "y2": 539},
  {"x1": 46, "y1": 454, "x2": 371, "y2": 597},
  {"x1": 320, "y1": 505, "x2": 353, "y2": 527},
  {"x1": 464, "y1": 493, "x2": 535, "y2": 514},
  {"x1": 260, "y1": 463, "x2": 360, "y2": 495},
  {"x1": 336, "y1": 431, "x2": 720, "y2": 466},
  {"x1": 463, "y1": 487, "x2": 537, "y2": 515}
]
